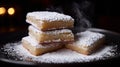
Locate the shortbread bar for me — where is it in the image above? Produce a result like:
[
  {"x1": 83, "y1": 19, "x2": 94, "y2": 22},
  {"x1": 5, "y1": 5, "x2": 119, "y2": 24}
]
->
[
  {"x1": 28, "y1": 25, "x2": 74, "y2": 44},
  {"x1": 26, "y1": 11, "x2": 74, "y2": 31},
  {"x1": 65, "y1": 31, "x2": 105, "y2": 55},
  {"x1": 22, "y1": 36, "x2": 63, "y2": 56}
]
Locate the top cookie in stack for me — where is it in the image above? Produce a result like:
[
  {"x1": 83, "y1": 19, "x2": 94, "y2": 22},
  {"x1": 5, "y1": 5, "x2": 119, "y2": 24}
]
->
[{"x1": 26, "y1": 11, "x2": 74, "y2": 31}]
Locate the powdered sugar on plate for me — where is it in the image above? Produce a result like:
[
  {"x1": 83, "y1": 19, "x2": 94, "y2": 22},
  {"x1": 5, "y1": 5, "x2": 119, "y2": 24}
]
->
[{"x1": 2, "y1": 41, "x2": 118, "y2": 63}]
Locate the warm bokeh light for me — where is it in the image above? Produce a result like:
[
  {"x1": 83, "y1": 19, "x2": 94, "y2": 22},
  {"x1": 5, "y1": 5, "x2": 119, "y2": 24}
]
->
[
  {"x1": 8, "y1": 7, "x2": 15, "y2": 15},
  {"x1": 0, "y1": 7, "x2": 6, "y2": 15}
]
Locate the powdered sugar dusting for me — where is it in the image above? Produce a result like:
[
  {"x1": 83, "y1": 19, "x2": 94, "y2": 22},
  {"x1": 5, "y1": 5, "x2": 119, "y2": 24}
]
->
[
  {"x1": 22, "y1": 36, "x2": 62, "y2": 48},
  {"x1": 29, "y1": 25, "x2": 73, "y2": 34},
  {"x1": 75, "y1": 31, "x2": 105, "y2": 47},
  {"x1": 2, "y1": 42, "x2": 117, "y2": 63},
  {"x1": 26, "y1": 11, "x2": 74, "y2": 22}
]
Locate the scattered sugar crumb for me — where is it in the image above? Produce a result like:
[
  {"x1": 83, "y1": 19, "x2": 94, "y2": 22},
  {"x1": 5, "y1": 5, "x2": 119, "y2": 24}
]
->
[{"x1": 2, "y1": 41, "x2": 118, "y2": 63}]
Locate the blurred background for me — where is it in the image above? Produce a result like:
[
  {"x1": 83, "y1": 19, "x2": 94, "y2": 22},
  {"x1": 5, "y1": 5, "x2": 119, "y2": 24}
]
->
[
  {"x1": 0, "y1": 0, "x2": 120, "y2": 34},
  {"x1": 0, "y1": 0, "x2": 120, "y2": 66}
]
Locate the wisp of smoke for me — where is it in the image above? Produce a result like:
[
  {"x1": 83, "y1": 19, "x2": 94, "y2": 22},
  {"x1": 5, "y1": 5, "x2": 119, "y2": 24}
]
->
[{"x1": 46, "y1": 1, "x2": 92, "y2": 33}]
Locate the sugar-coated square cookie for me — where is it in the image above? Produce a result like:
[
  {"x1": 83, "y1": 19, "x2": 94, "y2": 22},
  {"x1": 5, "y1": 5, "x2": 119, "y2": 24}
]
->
[
  {"x1": 26, "y1": 11, "x2": 74, "y2": 31},
  {"x1": 65, "y1": 31, "x2": 105, "y2": 55},
  {"x1": 22, "y1": 36, "x2": 64, "y2": 56},
  {"x1": 28, "y1": 25, "x2": 74, "y2": 44}
]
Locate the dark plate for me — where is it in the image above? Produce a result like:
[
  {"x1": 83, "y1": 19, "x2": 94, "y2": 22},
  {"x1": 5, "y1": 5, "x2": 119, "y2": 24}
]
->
[{"x1": 0, "y1": 28, "x2": 120, "y2": 66}]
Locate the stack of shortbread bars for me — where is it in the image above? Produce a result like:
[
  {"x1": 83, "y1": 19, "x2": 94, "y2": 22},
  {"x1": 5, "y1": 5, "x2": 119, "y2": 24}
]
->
[
  {"x1": 22, "y1": 11, "x2": 105, "y2": 56},
  {"x1": 22, "y1": 11, "x2": 74, "y2": 56}
]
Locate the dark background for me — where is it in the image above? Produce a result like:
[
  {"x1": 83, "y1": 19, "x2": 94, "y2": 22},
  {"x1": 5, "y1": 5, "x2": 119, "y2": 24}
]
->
[
  {"x1": 0, "y1": 0, "x2": 120, "y2": 34},
  {"x1": 0, "y1": 0, "x2": 120, "y2": 66}
]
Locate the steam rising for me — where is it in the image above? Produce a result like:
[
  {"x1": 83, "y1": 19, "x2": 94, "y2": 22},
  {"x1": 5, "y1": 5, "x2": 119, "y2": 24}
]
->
[
  {"x1": 72, "y1": 2, "x2": 91, "y2": 32},
  {"x1": 46, "y1": 1, "x2": 92, "y2": 33}
]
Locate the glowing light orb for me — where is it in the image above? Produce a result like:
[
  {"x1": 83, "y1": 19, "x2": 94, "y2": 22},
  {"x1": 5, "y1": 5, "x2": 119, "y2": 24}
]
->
[
  {"x1": 8, "y1": 7, "x2": 15, "y2": 15},
  {"x1": 0, "y1": 7, "x2": 6, "y2": 15}
]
